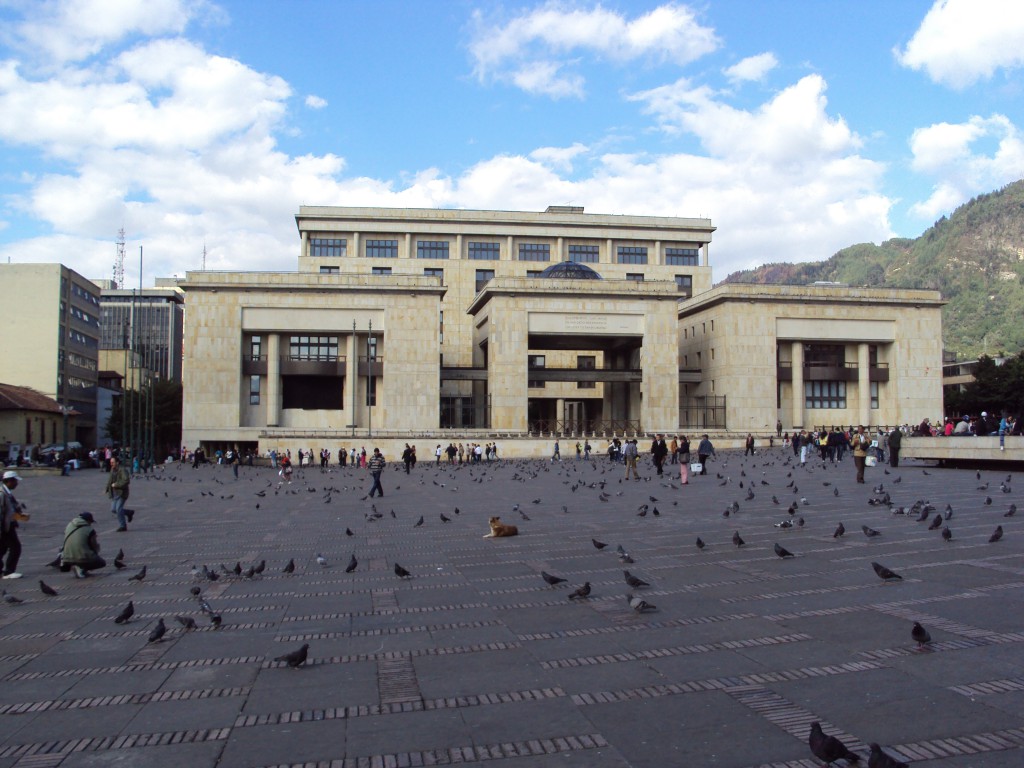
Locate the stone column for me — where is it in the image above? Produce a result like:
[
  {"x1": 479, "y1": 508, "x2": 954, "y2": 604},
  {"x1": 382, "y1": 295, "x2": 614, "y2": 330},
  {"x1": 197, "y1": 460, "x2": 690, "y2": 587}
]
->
[
  {"x1": 556, "y1": 398, "x2": 565, "y2": 433},
  {"x1": 556, "y1": 237, "x2": 563, "y2": 262},
  {"x1": 300, "y1": 231, "x2": 308, "y2": 258},
  {"x1": 405, "y1": 232, "x2": 412, "y2": 259},
  {"x1": 790, "y1": 341, "x2": 803, "y2": 429},
  {"x1": 455, "y1": 234, "x2": 463, "y2": 260},
  {"x1": 858, "y1": 342, "x2": 871, "y2": 427},
  {"x1": 346, "y1": 332, "x2": 358, "y2": 428},
  {"x1": 506, "y1": 235, "x2": 514, "y2": 262},
  {"x1": 266, "y1": 334, "x2": 280, "y2": 427}
]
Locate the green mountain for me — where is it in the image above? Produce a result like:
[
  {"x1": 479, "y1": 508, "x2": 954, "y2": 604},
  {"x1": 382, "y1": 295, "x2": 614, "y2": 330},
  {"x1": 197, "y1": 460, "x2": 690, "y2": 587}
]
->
[{"x1": 721, "y1": 179, "x2": 1024, "y2": 359}]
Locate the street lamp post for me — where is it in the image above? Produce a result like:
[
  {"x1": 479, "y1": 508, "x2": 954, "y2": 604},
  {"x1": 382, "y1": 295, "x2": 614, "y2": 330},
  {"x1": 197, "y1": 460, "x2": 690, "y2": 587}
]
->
[{"x1": 367, "y1": 320, "x2": 373, "y2": 438}]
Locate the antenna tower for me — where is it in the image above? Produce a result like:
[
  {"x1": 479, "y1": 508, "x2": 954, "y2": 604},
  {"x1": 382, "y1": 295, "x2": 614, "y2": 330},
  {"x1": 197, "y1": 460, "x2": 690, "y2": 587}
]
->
[
  {"x1": 202, "y1": 242, "x2": 207, "y2": 271},
  {"x1": 114, "y1": 228, "x2": 126, "y2": 289}
]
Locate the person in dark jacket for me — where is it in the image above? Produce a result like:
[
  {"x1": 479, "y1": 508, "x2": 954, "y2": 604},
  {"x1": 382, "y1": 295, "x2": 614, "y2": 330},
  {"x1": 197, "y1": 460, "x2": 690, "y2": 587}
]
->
[
  {"x1": 888, "y1": 427, "x2": 902, "y2": 467},
  {"x1": 60, "y1": 512, "x2": 106, "y2": 578}
]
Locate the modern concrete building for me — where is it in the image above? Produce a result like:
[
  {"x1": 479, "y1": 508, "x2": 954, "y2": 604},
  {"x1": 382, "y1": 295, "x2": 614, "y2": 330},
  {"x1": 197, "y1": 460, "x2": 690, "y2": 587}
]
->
[
  {"x1": 180, "y1": 206, "x2": 945, "y2": 456},
  {"x1": 98, "y1": 286, "x2": 185, "y2": 386},
  {"x1": 0, "y1": 263, "x2": 101, "y2": 447}
]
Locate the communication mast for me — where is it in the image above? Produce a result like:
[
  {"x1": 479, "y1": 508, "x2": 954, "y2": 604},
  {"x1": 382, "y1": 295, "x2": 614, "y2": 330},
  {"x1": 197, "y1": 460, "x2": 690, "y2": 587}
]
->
[{"x1": 114, "y1": 227, "x2": 126, "y2": 289}]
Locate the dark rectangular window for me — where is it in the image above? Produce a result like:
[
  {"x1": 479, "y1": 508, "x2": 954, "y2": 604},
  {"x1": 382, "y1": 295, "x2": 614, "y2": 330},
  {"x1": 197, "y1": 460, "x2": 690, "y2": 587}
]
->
[
  {"x1": 423, "y1": 267, "x2": 444, "y2": 280},
  {"x1": 617, "y1": 246, "x2": 648, "y2": 264},
  {"x1": 416, "y1": 240, "x2": 449, "y2": 259},
  {"x1": 365, "y1": 239, "x2": 398, "y2": 258},
  {"x1": 577, "y1": 355, "x2": 595, "y2": 389},
  {"x1": 518, "y1": 243, "x2": 550, "y2": 262},
  {"x1": 249, "y1": 335, "x2": 262, "y2": 360},
  {"x1": 371, "y1": 266, "x2": 392, "y2": 276},
  {"x1": 526, "y1": 270, "x2": 543, "y2": 278},
  {"x1": 310, "y1": 238, "x2": 346, "y2": 257},
  {"x1": 870, "y1": 381, "x2": 879, "y2": 409},
  {"x1": 475, "y1": 269, "x2": 495, "y2": 292},
  {"x1": 675, "y1": 275, "x2": 692, "y2": 296},
  {"x1": 805, "y1": 381, "x2": 846, "y2": 409},
  {"x1": 249, "y1": 375, "x2": 260, "y2": 405},
  {"x1": 468, "y1": 241, "x2": 500, "y2": 260},
  {"x1": 665, "y1": 247, "x2": 699, "y2": 265},
  {"x1": 568, "y1": 244, "x2": 599, "y2": 263},
  {"x1": 366, "y1": 375, "x2": 377, "y2": 406},
  {"x1": 626, "y1": 273, "x2": 644, "y2": 282},
  {"x1": 282, "y1": 375, "x2": 344, "y2": 410},
  {"x1": 804, "y1": 344, "x2": 845, "y2": 367},
  {"x1": 319, "y1": 266, "x2": 339, "y2": 274},
  {"x1": 288, "y1": 335, "x2": 338, "y2": 362},
  {"x1": 528, "y1": 355, "x2": 546, "y2": 368}
]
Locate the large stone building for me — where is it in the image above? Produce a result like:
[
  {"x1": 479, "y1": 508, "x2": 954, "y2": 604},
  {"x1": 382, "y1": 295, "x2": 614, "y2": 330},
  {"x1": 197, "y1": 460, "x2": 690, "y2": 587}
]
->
[
  {"x1": 181, "y1": 206, "x2": 944, "y2": 456},
  {"x1": 0, "y1": 263, "x2": 101, "y2": 448}
]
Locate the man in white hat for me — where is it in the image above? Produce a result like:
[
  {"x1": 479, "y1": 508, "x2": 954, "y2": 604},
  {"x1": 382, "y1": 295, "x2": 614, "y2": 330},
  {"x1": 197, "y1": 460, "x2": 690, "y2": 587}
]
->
[{"x1": 0, "y1": 470, "x2": 27, "y2": 579}]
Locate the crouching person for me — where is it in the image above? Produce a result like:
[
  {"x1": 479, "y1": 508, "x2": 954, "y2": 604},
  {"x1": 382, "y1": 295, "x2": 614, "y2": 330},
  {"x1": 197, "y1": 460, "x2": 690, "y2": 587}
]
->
[{"x1": 60, "y1": 512, "x2": 106, "y2": 579}]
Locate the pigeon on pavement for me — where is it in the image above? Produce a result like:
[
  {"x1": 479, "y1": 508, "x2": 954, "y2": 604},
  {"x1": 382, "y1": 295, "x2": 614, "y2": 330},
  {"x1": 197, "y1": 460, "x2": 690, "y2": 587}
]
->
[
  {"x1": 114, "y1": 601, "x2": 134, "y2": 624},
  {"x1": 862, "y1": 525, "x2": 881, "y2": 537},
  {"x1": 345, "y1": 554, "x2": 358, "y2": 573},
  {"x1": 833, "y1": 522, "x2": 846, "y2": 538},
  {"x1": 568, "y1": 582, "x2": 591, "y2": 600},
  {"x1": 147, "y1": 618, "x2": 166, "y2": 643},
  {"x1": 623, "y1": 570, "x2": 650, "y2": 588},
  {"x1": 809, "y1": 721, "x2": 860, "y2": 765},
  {"x1": 394, "y1": 563, "x2": 411, "y2": 578},
  {"x1": 275, "y1": 643, "x2": 309, "y2": 668},
  {"x1": 868, "y1": 743, "x2": 908, "y2": 768},
  {"x1": 774, "y1": 542, "x2": 795, "y2": 559},
  {"x1": 911, "y1": 621, "x2": 931, "y2": 647},
  {"x1": 989, "y1": 525, "x2": 1004, "y2": 543},
  {"x1": 541, "y1": 571, "x2": 567, "y2": 586},
  {"x1": 872, "y1": 562, "x2": 902, "y2": 582},
  {"x1": 129, "y1": 566, "x2": 147, "y2": 582},
  {"x1": 732, "y1": 531, "x2": 745, "y2": 547},
  {"x1": 39, "y1": 580, "x2": 58, "y2": 596}
]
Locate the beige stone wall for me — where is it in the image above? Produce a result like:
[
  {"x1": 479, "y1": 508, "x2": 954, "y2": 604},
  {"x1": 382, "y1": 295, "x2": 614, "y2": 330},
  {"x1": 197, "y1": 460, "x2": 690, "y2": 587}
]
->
[{"x1": 0, "y1": 264, "x2": 62, "y2": 398}]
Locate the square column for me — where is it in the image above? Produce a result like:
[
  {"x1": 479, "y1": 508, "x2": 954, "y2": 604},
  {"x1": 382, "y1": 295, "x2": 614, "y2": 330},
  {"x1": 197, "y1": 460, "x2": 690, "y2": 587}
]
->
[
  {"x1": 790, "y1": 341, "x2": 803, "y2": 429},
  {"x1": 346, "y1": 332, "x2": 358, "y2": 429},
  {"x1": 857, "y1": 342, "x2": 871, "y2": 427},
  {"x1": 266, "y1": 333, "x2": 280, "y2": 426}
]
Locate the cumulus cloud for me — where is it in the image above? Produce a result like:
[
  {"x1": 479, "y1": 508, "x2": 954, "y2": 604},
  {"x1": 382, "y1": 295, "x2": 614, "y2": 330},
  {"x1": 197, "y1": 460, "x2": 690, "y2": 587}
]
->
[
  {"x1": 907, "y1": 114, "x2": 1024, "y2": 219},
  {"x1": 304, "y1": 94, "x2": 327, "y2": 109},
  {"x1": 723, "y1": 52, "x2": 777, "y2": 83},
  {"x1": 529, "y1": 143, "x2": 589, "y2": 173},
  {"x1": 896, "y1": 0, "x2": 1024, "y2": 89},
  {"x1": 468, "y1": 2, "x2": 719, "y2": 98}
]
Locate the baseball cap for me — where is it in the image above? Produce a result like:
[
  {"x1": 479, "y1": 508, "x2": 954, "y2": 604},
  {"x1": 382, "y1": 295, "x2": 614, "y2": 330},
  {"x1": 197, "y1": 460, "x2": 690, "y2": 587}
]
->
[
  {"x1": 2, "y1": 470, "x2": 21, "y2": 482},
  {"x1": 79, "y1": 512, "x2": 95, "y2": 523}
]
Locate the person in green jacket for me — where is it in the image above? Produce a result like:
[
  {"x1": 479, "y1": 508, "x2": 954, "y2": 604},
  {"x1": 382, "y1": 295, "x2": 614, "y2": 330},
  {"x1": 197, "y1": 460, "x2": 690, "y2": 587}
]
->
[
  {"x1": 105, "y1": 455, "x2": 132, "y2": 531},
  {"x1": 60, "y1": 512, "x2": 106, "y2": 578}
]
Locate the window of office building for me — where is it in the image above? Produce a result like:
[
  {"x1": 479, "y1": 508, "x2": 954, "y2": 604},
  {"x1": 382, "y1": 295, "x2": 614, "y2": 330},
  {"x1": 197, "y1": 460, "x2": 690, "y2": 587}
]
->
[
  {"x1": 468, "y1": 241, "x2": 500, "y2": 260},
  {"x1": 805, "y1": 381, "x2": 847, "y2": 409},
  {"x1": 804, "y1": 344, "x2": 845, "y2": 367},
  {"x1": 289, "y1": 335, "x2": 338, "y2": 361},
  {"x1": 528, "y1": 354, "x2": 545, "y2": 389},
  {"x1": 518, "y1": 243, "x2": 550, "y2": 262},
  {"x1": 249, "y1": 335, "x2": 262, "y2": 360},
  {"x1": 365, "y1": 239, "x2": 398, "y2": 258},
  {"x1": 626, "y1": 273, "x2": 644, "y2": 282},
  {"x1": 526, "y1": 270, "x2": 543, "y2": 278},
  {"x1": 371, "y1": 267, "x2": 392, "y2": 276},
  {"x1": 665, "y1": 247, "x2": 699, "y2": 266},
  {"x1": 577, "y1": 355, "x2": 596, "y2": 389},
  {"x1": 310, "y1": 238, "x2": 346, "y2": 257},
  {"x1": 417, "y1": 240, "x2": 449, "y2": 259},
  {"x1": 475, "y1": 269, "x2": 495, "y2": 292},
  {"x1": 568, "y1": 244, "x2": 599, "y2": 263},
  {"x1": 319, "y1": 266, "x2": 340, "y2": 274},
  {"x1": 675, "y1": 275, "x2": 692, "y2": 296},
  {"x1": 249, "y1": 375, "x2": 260, "y2": 405},
  {"x1": 870, "y1": 381, "x2": 879, "y2": 409},
  {"x1": 423, "y1": 268, "x2": 444, "y2": 281},
  {"x1": 617, "y1": 246, "x2": 648, "y2": 264}
]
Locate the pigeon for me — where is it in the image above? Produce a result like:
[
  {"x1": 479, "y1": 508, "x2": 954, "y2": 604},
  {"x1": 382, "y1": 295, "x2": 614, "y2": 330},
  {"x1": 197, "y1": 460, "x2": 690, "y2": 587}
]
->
[
  {"x1": 190, "y1": 586, "x2": 202, "y2": 596},
  {"x1": 129, "y1": 566, "x2": 147, "y2": 582},
  {"x1": 345, "y1": 527, "x2": 354, "y2": 536},
  {"x1": 283, "y1": 558, "x2": 295, "y2": 573},
  {"x1": 114, "y1": 601, "x2": 135, "y2": 624},
  {"x1": 623, "y1": 570, "x2": 650, "y2": 588},
  {"x1": 695, "y1": 537, "x2": 705, "y2": 550},
  {"x1": 209, "y1": 614, "x2": 222, "y2": 628},
  {"x1": 592, "y1": 538, "x2": 607, "y2": 550},
  {"x1": 732, "y1": 531, "x2": 745, "y2": 547},
  {"x1": 774, "y1": 519, "x2": 793, "y2": 529},
  {"x1": 345, "y1": 554, "x2": 358, "y2": 573},
  {"x1": 941, "y1": 526, "x2": 952, "y2": 542},
  {"x1": 944, "y1": 504, "x2": 953, "y2": 520},
  {"x1": 618, "y1": 552, "x2": 635, "y2": 564},
  {"x1": 1005, "y1": 504, "x2": 1017, "y2": 518},
  {"x1": 774, "y1": 542, "x2": 795, "y2": 559},
  {"x1": 147, "y1": 618, "x2": 166, "y2": 643},
  {"x1": 316, "y1": 553, "x2": 328, "y2": 567},
  {"x1": 568, "y1": 582, "x2": 591, "y2": 599},
  {"x1": 39, "y1": 580, "x2": 58, "y2": 596},
  {"x1": 833, "y1": 522, "x2": 846, "y2": 538},
  {"x1": 927, "y1": 514, "x2": 942, "y2": 530},
  {"x1": 274, "y1": 643, "x2": 309, "y2": 668},
  {"x1": 989, "y1": 525, "x2": 1003, "y2": 543},
  {"x1": 911, "y1": 621, "x2": 931, "y2": 647},
  {"x1": 627, "y1": 594, "x2": 656, "y2": 613},
  {"x1": 862, "y1": 525, "x2": 881, "y2": 538},
  {"x1": 868, "y1": 743, "x2": 908, "y2": 768},
  {"x1": 440, "y1": 513, "x2": 451, "y2": 522},
  {"x1": 175, "y1": 615, "x2": 198, "y2": 630},
  {"x1": 414, "y1": 516, "x2": 424, "y2": 527},
  {"x1": 233, "y1": 562, "x2": 243, "y2": 576},
  {"x1": 393, "y1": 562, "x2": 411, "y2": 578},
  {"x1": 872, "y1": 561, "x2": 902, "y2": 582},
  {"x1": 808, "y1": 721, "x2": 860, "y2": 765},
  {"x1": 541, "y1": 571, "x2": 567, "y2": 587},
  {"x1": 2, "y1": 590, "x2": 23, "y2": 604}
]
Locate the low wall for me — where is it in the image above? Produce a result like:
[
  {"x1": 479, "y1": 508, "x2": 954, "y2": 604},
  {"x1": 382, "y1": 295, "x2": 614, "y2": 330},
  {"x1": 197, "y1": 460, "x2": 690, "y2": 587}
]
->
[{"x1": 901, "y1": 435, "x2": 1022, "y2": 464}]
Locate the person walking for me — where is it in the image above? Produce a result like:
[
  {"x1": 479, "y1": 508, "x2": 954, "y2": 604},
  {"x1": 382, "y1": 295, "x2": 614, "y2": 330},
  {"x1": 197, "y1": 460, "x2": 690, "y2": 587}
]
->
[
  {"x1": 776, "y1": 419, "x2": 783, "y2": 438},
  {"x1": 367, "y1": 448, "x2": 386, "y2": 498},
  {"x1": 887, "y1": 426, "x2": 902, "y2": 467},
  {"x1": 852, "y1": 425, "x2": 871, "y2": 484},
  {"x1": 651, "y1": 434, "x2": 668, "y2": 476},
  {"x1": 697, "y1": 434, "x2": 715, "y2": 476},
  {"x1": 60, "y1": 512, "x2": 105, "y2": 578},
  {"x1": 744, "y1": 433, "x2": 755, "y2": 456},
  {"x1": 402, "y1": 444, "x2": 413, "y2": 474},
  {"x1": 552, "y1": 440, "x2": 561, "y2": 462},
  {"x1": 105, "y1": 455, "x2": 132, "y2": 532},
  {"x1": 678, "y1": 435, "x2": 691, "y2": 484},
  {"x1": 623, "y1": 439, "x2": 640, "y2": 480},
  {"x1": 1, "y1": 470, "x2": 27, "y2": 580}
]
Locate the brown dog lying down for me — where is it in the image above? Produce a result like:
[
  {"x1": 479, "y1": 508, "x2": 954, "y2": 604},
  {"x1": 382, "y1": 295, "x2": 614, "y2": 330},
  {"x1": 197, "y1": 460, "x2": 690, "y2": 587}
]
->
[{"x1": 483, "y1": 516, "x2": 519, "y2": 538}]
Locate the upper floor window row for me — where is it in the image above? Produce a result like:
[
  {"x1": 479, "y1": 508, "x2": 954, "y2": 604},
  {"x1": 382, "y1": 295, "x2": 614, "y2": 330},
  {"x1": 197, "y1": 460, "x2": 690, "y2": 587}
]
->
[
  {"x1": 665, "y1": 247, "x2": 699, "y2": 266},
  {"x1": 617, "y1": 246, "x2": 648, "y2": 265},
  {"x1": 468, "y1": 241, "x2": 500, "y2": 260},
  {"x1": 518, "y1": 243, "x2": 550, "y2": 262},
  {"x1": 568, "y1": 244, "x2": 599, "y2": 263},
  {"x1": 365, "y1": 239, "x2": 398, "y2": 258},
  {"x1": 71, "y1": 283, "x2": 100, "y2": 307},
  {"x1": 417, "y1": 240, "x2": 449, "y2": 259},
  {"x1": 310, "y1": 238, "x2": 346, "y2": 257}
]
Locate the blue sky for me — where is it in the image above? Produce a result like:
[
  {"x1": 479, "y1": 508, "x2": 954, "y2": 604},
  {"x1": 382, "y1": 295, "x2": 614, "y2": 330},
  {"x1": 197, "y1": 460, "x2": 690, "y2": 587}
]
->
[{"x1": 1, "y1": 0, "x2": 1023, "y2": 286}]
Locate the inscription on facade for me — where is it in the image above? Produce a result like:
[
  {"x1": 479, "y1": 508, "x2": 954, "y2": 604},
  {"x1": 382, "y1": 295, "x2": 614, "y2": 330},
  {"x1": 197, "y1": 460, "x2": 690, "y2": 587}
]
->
[{"x1": 528, "y1": 312, "x2": 643, "y2": 335}]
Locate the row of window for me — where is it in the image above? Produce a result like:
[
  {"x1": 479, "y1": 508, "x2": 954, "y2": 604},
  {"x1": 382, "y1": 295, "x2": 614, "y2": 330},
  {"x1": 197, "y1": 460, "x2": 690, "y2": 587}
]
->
[
  {"x1": 70, "y1": 305, "x2": 100, "y2": 326},
  {"x1": 71, "y1": 282, "x2": 101, "y2": 307},
  {"x1": 310, "y1": 237, "x2": 699, "y2": 264},
  {"x1": 803, "y1": 381, "x2": 880, "y2": 410},
  {"x1": 69, "y1": 329, "x2": 99, "y2": 348},
  {"x1": 249, "y1": 335, "x2": 379, "y2": 361},
  {"x1": 249, "y1": 373, "x2": 378, "y2": 407}
]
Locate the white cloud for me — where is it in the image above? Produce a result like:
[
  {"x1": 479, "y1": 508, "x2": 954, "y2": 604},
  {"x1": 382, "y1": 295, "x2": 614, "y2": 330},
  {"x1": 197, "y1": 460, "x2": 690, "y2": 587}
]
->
[
  {"x1": 529, "y1": 143, "x2": 589, "y2": 173},
  {"x1": 907, "y1": 114, "x2": 1024, "y2": 219},
  {"x1": 304, "y1": 94, "x2": 327, "y2": 109},
  {"x1": 468, "y1": 2, "x2": 719, "y2": 98},
  {"x1": 896, "y1": 0, "x2": 1024, "y2": 89},
  {"x1": 723, "y1": 52, "x2": 777, "y2": 83}
]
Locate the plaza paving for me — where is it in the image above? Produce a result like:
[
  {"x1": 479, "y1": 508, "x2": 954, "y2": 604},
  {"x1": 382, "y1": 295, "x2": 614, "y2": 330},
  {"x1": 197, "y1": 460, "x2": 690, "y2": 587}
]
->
[{"x1": 2, "y1": 448, "x2": 1024, "y2": 768}]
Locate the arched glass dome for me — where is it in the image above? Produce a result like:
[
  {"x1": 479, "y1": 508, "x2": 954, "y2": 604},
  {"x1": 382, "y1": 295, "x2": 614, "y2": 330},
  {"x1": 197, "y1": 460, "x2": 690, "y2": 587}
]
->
[{"x1": 538, "y1": 262, "x2": 603, "y2": 280}]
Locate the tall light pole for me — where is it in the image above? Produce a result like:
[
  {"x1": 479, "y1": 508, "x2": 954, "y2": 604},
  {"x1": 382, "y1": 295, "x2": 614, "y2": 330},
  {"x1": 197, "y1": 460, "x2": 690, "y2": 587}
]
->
[
  {"x1": 351, "y1": 320, "x2": 356, "y2": 438},
  {"x1": 367, "y1": 320, "x2": 373, "y2": 438}
]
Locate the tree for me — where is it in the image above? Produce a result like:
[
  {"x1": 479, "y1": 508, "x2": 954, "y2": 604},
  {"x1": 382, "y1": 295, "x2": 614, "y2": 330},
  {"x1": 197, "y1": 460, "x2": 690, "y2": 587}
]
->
[{"x1": 951, "y1": 353, "x2": 1024, "y2": 417}]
